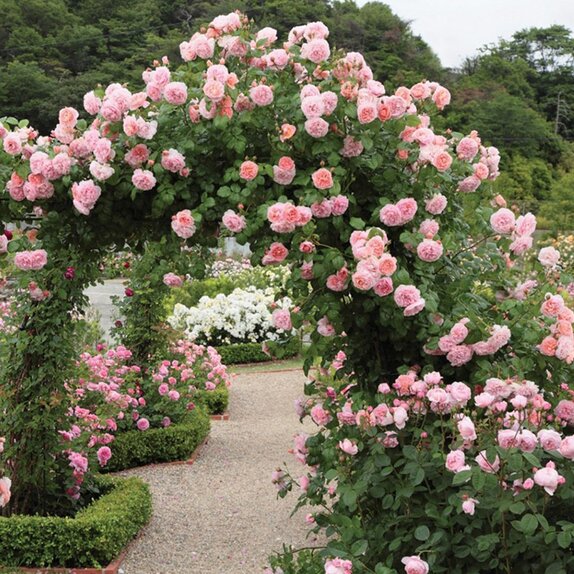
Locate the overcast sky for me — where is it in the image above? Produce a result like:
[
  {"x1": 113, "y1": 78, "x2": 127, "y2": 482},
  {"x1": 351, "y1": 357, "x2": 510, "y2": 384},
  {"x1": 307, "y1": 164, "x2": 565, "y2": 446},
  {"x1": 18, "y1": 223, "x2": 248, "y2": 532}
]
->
[{"x1": 357, "y1": 0, "x2": 574, "y2": 68}]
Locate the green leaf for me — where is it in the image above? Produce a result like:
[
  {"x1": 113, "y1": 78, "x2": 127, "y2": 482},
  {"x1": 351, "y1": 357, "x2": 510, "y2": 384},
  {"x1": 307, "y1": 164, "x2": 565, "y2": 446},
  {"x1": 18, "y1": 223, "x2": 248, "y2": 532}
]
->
[
  {"x1": 520, "y1": 513, "x2": 538, "y2": 536},
  {"x1": 351, "y1": 539, "x2": 368, "y2": 556},
  {"x1": 414, "y1": 525, "x2": 430, "y2": 541},
  {"x1": 452, "y1": 470, "x2": 472, "y2": 485},
  {"x1": 349, "y1": 217, "x2": 365, "y2": 230},
  {"x1": 509, "y1": 502, "x2": 525, "y2": 514},
  {"x1": 557, "y1": 531, "x2": 572, "y2": 549}
]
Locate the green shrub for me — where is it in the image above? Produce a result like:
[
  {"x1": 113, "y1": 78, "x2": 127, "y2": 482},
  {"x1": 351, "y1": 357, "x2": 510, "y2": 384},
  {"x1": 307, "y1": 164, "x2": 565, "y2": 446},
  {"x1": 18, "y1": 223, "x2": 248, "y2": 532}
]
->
[
  {"x1": 216, "y1": 338, "x2": 300, "y2": 365},
  {"x1": 195, "y1": 385, "x2": 229, "y2": 415},
  {"x1": 103, "y1": 407, "x2": 210, "y2": 472},
  {"x1": 0, "y1": 475, "x2": 151, "y2": 568}
]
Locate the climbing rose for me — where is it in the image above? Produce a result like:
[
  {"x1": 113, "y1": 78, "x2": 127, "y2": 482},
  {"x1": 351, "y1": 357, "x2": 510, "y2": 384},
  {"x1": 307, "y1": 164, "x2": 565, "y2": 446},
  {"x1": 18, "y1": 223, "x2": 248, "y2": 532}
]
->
[
  {"x1": 14, "y1": 249, "x2": 48, "y2": 271},
  {"x1": 401, "y1": 556, "x2": 429, "y2": 574},
  {"x1": 272, "y1": 309, "x2": 292, "y2": 331},
  {"x1": 72, "y1": 179, "x2": 102, "y2": 215},
  {"x1": 132, "y1": 169, "x2": 156, "y2": 191},
  {"x1": 222, "y1": 210, "x2": 246, "y2": 233},
  {"x1": 171, "y1": 209, "x2": 196, "y2": 239},
  {"x1": 312, "y1": 168, "x2": 333, "y2": 190},
  {"x1": 538, "y1": 247, "x2": 560, "y2": 267},
  {"x1": 239, "y1": 161, "x2": 259, "y2": 180}
]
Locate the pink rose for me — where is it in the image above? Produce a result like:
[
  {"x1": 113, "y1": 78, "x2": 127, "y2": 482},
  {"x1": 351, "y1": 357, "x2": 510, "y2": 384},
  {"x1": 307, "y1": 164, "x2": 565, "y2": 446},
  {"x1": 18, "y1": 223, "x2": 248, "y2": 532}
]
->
[
  {"x1": 240, "y1": 160, "x2": 259, "y2": 181},
  {"x1": 272, "y1": 309, "x2": 292, "y2": 331},
  {"x1": 305, "y1": 117, "x2": 329, "y2": 138},
  {"x1": 374, "y1": 277, "x2": 393, "y2": 297},
  {"x1": 533, "y1": 465, "x2": 561, "y2": 495},
  {"x1": 462, "y1": 497, "x2": 479, "y2": 515},
  {"x1": 432, "y1": 86, "x2": 451, "y2": 109},
  {"x1": 379, "y1": 204, "x2": 403, "y2": 226},
  {"x1": 14, "y1": 249, "x2": 48, "y2": 271},
  {"x1": 310, "y1": 404, "x2": 332, "y2": 426},
  {"x1": 136, "y1": 417, "x2": 150, "y2": 431},
  {"x1": 490, "y1": 208, "x2": 516, "y2": 234},
  {"x1": 538, "y1": 429, "x2": 562, "y2": 451},
  {"x1": 171, "y1": 209, "x2": 196, "y2": 239},
  {"x1": 559, "y1": 436, "x2": 574, "y2": 459},
  {"x1": 449, "y1": 382, "x2": 471, "y2": 405},
  {"x1": 312, "y1": 168, "x2": 333, "y2": 190},
  {"x1": 401, "y1": 556, "x2": 429, "y2": 574},
  {"x1": 538, "y1": 246, "x2": 560, "y2": 267},
  {"x1": 425, "y1": 193, "x2": 447, "y2": 215},
  {"x1": 331, "y1": 195, "x2": 349, "y2": 216},
  {"x1": 161, "y1": 149, "x2": 186, "y2": 173},
  {"x1": 475, "y1": 450, "x2": 500, "y2": 473},
  {"x1": 72, "y1": 179, "x2": 102, "y2": 215},
  {"x1": 394, "y1": 285, "x2": 421, "y2": 308},
  {"x1": 222, "y1": 210, "x2": 246, "y2": 233},
  {"x1": 445, "y1": 449, "x2": 469, "y2": 473},
  {"x1": 324, "y1": 558, "x2": 353, "y2": 574},
  {"x1": 132, "y1": 168, "x2": 156, "y2": 191},
  {"x1": 163, "y1": 273, "x2": 183, "y2": 288},
  {"x1": 396, "y1": 198, "x2": 417, "y2": 222},
  {"x1": 163, "y1": 82, "x2": 188, "y2": 105},
  {"x1": 432, "y1": 151, "x2": 453, "y2": 172},
  {"x1": 338, "y1": 438, "x2": 358, "y2": 455},
  {"x1": 457, "y1": 416, "x2": 476, "y2": 442},
  {"x1": 97, "y1": 446, "x2": 112, "y2": 467},
  {"x1": 249, "y1": 84, "x2": 274, "y2": 106},
  {"x1": 301, "y1": 38, "x2": 330, "y2": 63},
  {"x1": 417, "y1": 239, "x2": 443, "y2": 262}
]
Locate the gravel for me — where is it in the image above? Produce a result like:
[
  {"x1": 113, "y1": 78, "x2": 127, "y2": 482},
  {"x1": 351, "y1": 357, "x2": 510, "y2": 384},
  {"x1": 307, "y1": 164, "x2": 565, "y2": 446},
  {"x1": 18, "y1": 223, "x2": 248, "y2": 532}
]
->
[{"x1": 120, "y1": 369, "x2": 320, "y2": 574}]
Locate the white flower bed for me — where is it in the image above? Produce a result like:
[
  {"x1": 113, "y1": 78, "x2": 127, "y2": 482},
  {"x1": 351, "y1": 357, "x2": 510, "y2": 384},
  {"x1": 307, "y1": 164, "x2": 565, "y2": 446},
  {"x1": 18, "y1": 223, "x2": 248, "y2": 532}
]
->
[{"x1": 168, "y1": 286, "x2": 292, "y2": 346}]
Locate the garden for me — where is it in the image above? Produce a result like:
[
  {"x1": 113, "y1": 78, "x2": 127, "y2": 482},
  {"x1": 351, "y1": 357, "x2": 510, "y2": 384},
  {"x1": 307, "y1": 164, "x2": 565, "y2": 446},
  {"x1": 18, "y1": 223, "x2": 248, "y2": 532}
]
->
[{"x1": 0, "y1": 7, "x2": 573, "y2": 574}]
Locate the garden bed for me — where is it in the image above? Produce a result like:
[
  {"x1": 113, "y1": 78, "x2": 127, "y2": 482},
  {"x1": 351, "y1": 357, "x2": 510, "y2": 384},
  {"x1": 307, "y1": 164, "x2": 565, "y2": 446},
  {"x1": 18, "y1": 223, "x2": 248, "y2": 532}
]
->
[
  {"x1": 0, "y1": 476, "x2": 151, "y2": 570},
  {"x1": 103, "y1": 407, "x2": 210, "y2": 472},
  {"x1": 216, "y1": 339, "x2": 300, "y2": 365}
]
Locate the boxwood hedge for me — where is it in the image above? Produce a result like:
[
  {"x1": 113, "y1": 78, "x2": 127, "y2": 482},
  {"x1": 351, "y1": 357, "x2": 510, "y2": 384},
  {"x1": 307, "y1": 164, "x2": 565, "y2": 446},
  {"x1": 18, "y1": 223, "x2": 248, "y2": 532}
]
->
[
  {"x1": 0, "y1": 475, "x2": 151, "y2": 568},
  {"x1": 216, "y1": 338, "x2": 300, "y2": 365},
  {"x1": 103, "y1": 406, "x2": 210, "y2": 472},
  {"x1": 196, "y1": 385, "x2": 229, "y2": 415}
]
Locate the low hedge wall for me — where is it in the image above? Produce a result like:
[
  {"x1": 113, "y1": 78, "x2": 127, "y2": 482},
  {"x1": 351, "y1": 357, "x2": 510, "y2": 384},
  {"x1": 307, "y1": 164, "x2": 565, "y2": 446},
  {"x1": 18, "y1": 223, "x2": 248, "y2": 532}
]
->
[
  {"x1": 0, "y1": 475, "x2": 151, "y2": 568},
  {"x1": 216, "y1": 338, "x2": 300, "y2": 365},
  {"x1": 196, "y1": 385, "x2": 229, "y2": 415},
  {"x1": 104, "y1": 406, "x2": 210, "y2": 472}
]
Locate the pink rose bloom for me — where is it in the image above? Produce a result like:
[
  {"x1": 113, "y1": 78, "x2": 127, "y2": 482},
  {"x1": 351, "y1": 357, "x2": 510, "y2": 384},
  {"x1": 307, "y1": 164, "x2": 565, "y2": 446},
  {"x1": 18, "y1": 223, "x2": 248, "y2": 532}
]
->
[
  {"x1": 518, "y1": 430, "x2": 538, "y2": 453},
  {"x1": 305, "y1": 117, "x2": 329, "y2": 138},
  {"x1": 136, "y1": 417, "x2": 150, "y2": 431},
  {"x1": 475, "y1": 450, "x2": 500, "y2": 473},
  {"x1": 203, "y1": 79, "x2": 225, "y2": 102},
  {"x1": 158, "y1": 383, "x2": 169, "y2": 396},
  {"x1": 396, "y1": 198, "x2": 418, "y2": 222},
  {"x1": 168, "y1": 390, "x2": 180, "y2": 401},
  {"x1": 490, "y1": 208, "x2": 516, "y2": 234},
  {"x1": 498, "y1": 429, "x2": 519, "y2": 449},
  {"x1": 401, "y1": 556, "x2": 429, "y2": 574},
  {"x1": 515, "y1": 213, "x2": 537, "y2": 236},
  {"x1": 394, "y1": 285, "x2": 421, "y2": 308},
  {"x1": 559, "y1": 436, "x2": 574, "y2": 459},
  {"x1": 171, "y1": 209, "x2": 196, "y2": 239},
  {"x1": 449, "y1": 382, "x2": 471, "y2": 405},
  {"x1": 311, "y1": 404, "x2": 332, "y2": 426},
  {"x1": 457, "y1": 137, "x2": 479, "y2": 161},
  {"x1": 249, "y1": 84, "x2": 274, "y2": 106},
  {"x1": 380, "y1": 204, "x2": 403, "y2": 226},
  {"x1": 132, "y1": 169, "x2": 156, "y2": 191},
  {"x1": 301, "y1": 95, "x2": 325, "y2": 118},
  {"x1": 510, "y1": 235, "x2": 533, "y2": 256},
  {"x1": 433, "y1": 86, "x2": 451, "y2": 109},
  {"x1": 377, "y1": 254, "x2": 397, "y2": 277},
  {"x1": 374, "y1": 277, "x2": 393, "y2": 297},
  {"x1": 311, "y1": 199, "x2": 333, "y2": 218},
  {"x1": 299, "y1": 241, "x2": 315, "y2": 253},
  {"x1": 538, "y1": 246, "x2": 560, "y2": 267},
  {"x1": 125, "y1": 144, "x2": 150, "y2": 168},
  {"x1": 83, "y1": 91, "x2": 102, "y2": 115},
  {"x1": 417, "y1": 239, "x2": 443, "y2": 262},
  {"x1": 445, "y1": 449, "x2": 469, "y2": 473},
  {"x1": 340, "y1": 136, "x2": 364, "y2": 158},
  {"x1": 458, "y1": 175, "x2": 481, "y2": 193},
  {"x1": 317, "y1": 316, "x2": 336, "y2": 337},
  {"x1": 338, "y1": 438, "x2": 358, "y2": 455},
  {"x1": 163, "y1": 273, "x2": 183, "y2": 288},
  {"x1": 425, "y1": 193, "x2": 447, "y2": 215},
  {"x1": 446, "y1": 345, "x2": 473, "y2": 367},
  {"x1": 300, "y1": 261, "x2": 314, "y2": 280},
  {"x1": 331, "y1": 195, "x2": 349, "y2": 216},
  {"x1": 457, "y1": 416, "x2": 477, "y2": 442},
  {"x1": 432, "y1": 151, "x2": 453, "y2": 172},
  {"x1": 70, "y1": 179, "x2": 102, "y2": 215},
  {"x1": 14, "y1": 249, "x2": 48, "y2": 271},
  {"x1": 301, "y1": 38, "x2": 330, "y2": 63},
  {"x1": 222, "y1": 210, "x2": 246, "y2": 233},
  {"x1": 58, "y1": 106, "x2": 79, "y2": 128},
  {"x1": 462, "y1": 498, "x2": 479, "y2": 515},
  {"x1": 97, "y1": 446, "x2": 112, "y2": 467},
  {"x1": 325, "y1": 558, "x2": 353, "y2": 574},
  {"x1": 352, "y1": 271, "x2": 377, "y2": 291},
  {"x1": 3, "y1": 133, "x2": 22, "y2": 155},
  {"x1": 272, "y1": 309, "x2": 292, "y2": 331},
  {"x1": 419, "y1": 219, "x2": 439, "y2": 238},
  {"x1": 161, "y1": 149, "x2": 186, "y2": 173},
  {"x1": 262, "y1": 242, "x2": 288, "y2": 265},
  {"x1": 541, "y1": 294, "x2": 564, "y2": 318},
  {"x1": 163, "y1": 82, "x2": 188, "y2": 105},
  {"x1": 240, "y1": 160, "x2": 259, "y2": 180},
  {"x1": 533, "y1": 466, "x2": 561, "y2": 495},
  {"x1": 538, "y1": 429, "x2": 562, "y2": 451},
  {"x1": 312, "y1": 168, "x2": 334, "y2": 190}
]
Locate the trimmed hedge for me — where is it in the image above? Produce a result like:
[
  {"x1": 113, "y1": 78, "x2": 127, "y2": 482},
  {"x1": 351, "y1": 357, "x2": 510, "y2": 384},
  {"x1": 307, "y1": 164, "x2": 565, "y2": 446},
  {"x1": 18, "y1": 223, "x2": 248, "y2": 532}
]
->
[
  {"x1": 196, "y1": 385, "x2": 229, "y2": 415},
  {"x1": 104, "y1": 406, "x2": 210, "y2": 472},
  {"x1": 216, "y1": 338, "x2": 300, "y2": 365},
  {"x1": 0, "y1": 475, "x2": 151, "y2": 568}
]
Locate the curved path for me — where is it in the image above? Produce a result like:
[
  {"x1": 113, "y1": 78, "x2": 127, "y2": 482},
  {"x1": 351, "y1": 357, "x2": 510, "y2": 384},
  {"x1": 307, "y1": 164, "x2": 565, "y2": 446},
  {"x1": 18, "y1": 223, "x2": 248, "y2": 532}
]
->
[{"x1": 120, "y1": 368, "x2": 320, "y2": 574}]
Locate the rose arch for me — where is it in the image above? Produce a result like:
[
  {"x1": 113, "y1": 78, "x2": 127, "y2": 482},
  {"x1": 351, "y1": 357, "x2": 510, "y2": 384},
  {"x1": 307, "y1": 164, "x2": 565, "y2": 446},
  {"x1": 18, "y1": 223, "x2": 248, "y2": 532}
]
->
[{"x1": 0, "y1": 10, "x2": 573, "y2": 573}]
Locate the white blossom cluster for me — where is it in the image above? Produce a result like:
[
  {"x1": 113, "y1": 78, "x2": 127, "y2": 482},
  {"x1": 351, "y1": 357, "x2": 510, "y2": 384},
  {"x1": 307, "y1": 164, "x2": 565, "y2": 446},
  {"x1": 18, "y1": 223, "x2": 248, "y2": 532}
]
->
[{"x1": 168, "y1": 286, "x2": 292, "y2": 346}]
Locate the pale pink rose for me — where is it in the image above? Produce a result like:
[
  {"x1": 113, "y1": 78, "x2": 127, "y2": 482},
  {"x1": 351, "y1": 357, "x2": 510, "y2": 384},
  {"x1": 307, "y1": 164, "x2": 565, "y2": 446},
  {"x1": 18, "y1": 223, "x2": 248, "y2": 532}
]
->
[
  {"x1": 417, "y1": 239, "x2": 443, "y2": 262},
  {"x1": 161, "y1": 149, "x2": 186, "y2": 173},
  {"x1": 222, "y1": 209, "x2": 246, "y2": 233},
  {"x1": 394, "y1": 285, "x2": 421, "y2": 308},
  {"x1": 299, "y1": 241, "x2": 315, "y2": 254},
  {"x1": 374, "y1": 277, "x2": 393, "y2": 297},
  {"x1": 171, "y1": 209, "x2": 196, "y2": 239},
  {"x1": 533, "y1": 466, "x2": 561, "y2": 495},
  {"x1": 203, "y1": 79, "x2": 225, "y2": 102},
  {"x1": 538, "y1": 246, "x2": 560, "y2": 267},
  {"x1": 136, "y1": 119, "x2": 158, "y2": 140},
  {"x1": 450, "y1": 320, "x2": 469, "y2": 344},
  {"x1": 559, "y1": 436, "x2": 574, "y2": 459},
  {"x1": 240, "y1": 160, "x2": 259, "y2": 180},
  {"x1": 498, "y1": 429, "x2": 519, "y2": 449},
  {"x1": 125, "y1": 144, "x2": 150, "y2": 168},
  {"x1": 300, "y1": 261, "x2": 314, "y2": 280},
  {"x1": 461, "y1": 497, "x2": 478, "y2": 515},
  {"x1": 301, "y1": 38, "x2": 330, "y2": 63},
  {"x1": 401, "y1": 556, "x2": 429, "y2": 574},
  {"x1": 272, "y1": 309, "x2": 292, "y2": 331},
  {"x1": 321, "y1": 91, "x2": 338, "y2": 115},
  {"x1": 262, "y1": 242, "x2": 288, "y2": 265},
  {"x1": 541, "y1": 294, "x2": 564, "y2": 318},
  {"x1": 132, "y1": 168, "x2": 156, "y2": 191},
  {"x1": 419, "y1": 219, "x2": 439, "y2": 238},
  {"x1": 396, "y1": 198, "x2": 418, "y2": 222},
  {"x1": 311, "y1": 199, "x2": 332, "y2": 218},
  {"x1": 556, "y1": 336, "x2": 574, "y2": 363},
  {"x1": 510, "y1": 235, "x2": 533, "y2": 256},
  {"x1": 518, "y1": 430, "x2": 538, "y2": 453},
  {"x1": 433, "y1": 86, "x2": 451, "y2": 109},
  {"x1": 457, "y1": 416, "x2": 476, "y2": 441},
  {"x1": 163, "y1": 273, "x2": 183, "y2": 287},
  {"x1": 324, "y1": 557, "x2": 353, "y2": 574},
  {"x1": 432, "y1": 151, "x2": 453, "y2": 172},
  {"x1": 137, "y1": 418, "x2": 150, "y2": 431},
  {"x1": 312, "y1": 168, "x2": 333, "y2": 190},
  {"x1": 3, "y1": 133, "x2": 22, "y2": 155},
  {"x1": 0, "y1": 476, "x2": 12, "y2": 508},
  {"x1": 266, "y1": 48, "x2": 290, "y2": 70},
  {"x1": 340, "y1": 136, "x2": 364, "y2": 158},
  {"x1": 305, "y1": 117, "x2": 329, "y2": 138},
  {"x1": 14, "y1": 249, "x2": 48, "y2": 271},
  {"x1": 93, "y1": 138, "x2": 114, "y2": 164},
  {"x1": 357, "y1": 103, "x2": 377, "y2": 124},
  {"x1": 475, "y1": 450, "x2": 500, "y2": 473},
  {"x1": 515, "y1": 213, "x2": 537, "y2": 236},
  {"x1": 72, "y1": 179, "x2": 102, "y2": 215},
  {"x1": 310, "y1": 404, "x2": 332, "y2": 426},
  {"x1": 456, "y1": 136, "x2": 479, "y2": 160},
  {"x1": 256, "y1": 26, "x2": 277, "y2": 46},
  {"x1": 317, "y1": 316, "x2": 336, "y2": 337},
  {"x1": 338, "y1": 438, "x2": 358, "y2": 455},
  {"x1": 490, "y1": 208, "x2": 516, "y2": 234},
  {"x1": 446, "y1": 345, "x2": 473, "y2": 367},
  {"x1": 249, "y1": 84, "x2": 274, "y2": 106},
  {"x1": 446, "y1": 450, "x2": 469, "y2": 473},
  {"x1": 538, "y1": 429, "x2": 562, "y2": 451},
  {"x1": 556, "y1": 400, "x2": 574, "y2": 424},
  {"x1": 329, "y1": 195, "x2": 348, "y2": 216},
  {"x1": 279, "y1": 123, "x2": 297, "y2": 142},
  {"x1": 425, "y1": 193, "x2": 447, "y2": 215},
  {"x1": 379, "y1": 204, "x2": 403, "y2": 226},
  {"x1": 352, "y1": 271, "x2": 377, "y2": 291},
  {"x1": 404, "y1": 298, "x2": 426, "y2": 316},
  {"x1": 58, "y1": 107, "x2": 79, "y2": 128},
  {"x1": 375, "y1": 255, "x2": 395, "y2": 278},
  {"x1": 83, "y1": 91, "x2": 102, "y2": 115},
  {"x1": 449, "y1": 382, "x2": 472, "y2": 405},
  {"x1": 458, "y1": 175, "x2": 482, "y2": 193},
  {"x1": 301, "y1": 95, "x2": 325, "y2": 118},
  {"x1": 97, "y1": 446, "x2": 112, "y2": 467}
]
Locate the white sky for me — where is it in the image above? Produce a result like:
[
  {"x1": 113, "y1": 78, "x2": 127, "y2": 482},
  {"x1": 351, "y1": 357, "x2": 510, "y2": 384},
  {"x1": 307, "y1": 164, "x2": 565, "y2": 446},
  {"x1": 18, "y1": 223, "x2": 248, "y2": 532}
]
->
[{"x1": 357, "y1": 0, "x2": 574, "y2": 68}]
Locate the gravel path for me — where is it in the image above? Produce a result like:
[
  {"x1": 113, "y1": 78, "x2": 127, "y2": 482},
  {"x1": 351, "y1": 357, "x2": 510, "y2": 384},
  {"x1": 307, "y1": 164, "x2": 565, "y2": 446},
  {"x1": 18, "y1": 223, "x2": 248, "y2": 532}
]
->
[{"x1": 120, "y1": 369, "x2": 319, "y2": 574}]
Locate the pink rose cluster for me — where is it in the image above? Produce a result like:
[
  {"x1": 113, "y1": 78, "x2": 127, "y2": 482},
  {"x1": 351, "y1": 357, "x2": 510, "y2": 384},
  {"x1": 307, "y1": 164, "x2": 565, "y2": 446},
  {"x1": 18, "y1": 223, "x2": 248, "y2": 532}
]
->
[
  {"x1": 379, "y1": 198, "x2": 417, "y2": 227},
  {"x1": 400, "y1": 115, "x2": 453, "y2": 172},
  {"x1": 299, "y1": 84, "x2": 337, "y2": 137},
  {"x1": 490, "y1": 209, "x2": 537, "y2": 256},
  {"x1": 267, "y1": 202, "x2": 312, "y2": 233},
  {"x1": 286, "y1": 22, "x2": 331, "y2": 65},
  {"x1": 14, "y1": 249, "x2": 48, "y2": 271},
  {"x1": 458, "y1": 145, "x2": 501, "y2": 192},
  {"x1": 272, "y1": 156, "x2": 296, "y2": 185},
  {"x1": 72, "y1": 179, "x2": 102, "y2": 215},
  {"x1": 430, "y1": 318, "x2": 511, "y2": 366},
  {"x1": 538, "y1": 294, "x2": 574, "y2": 364}
]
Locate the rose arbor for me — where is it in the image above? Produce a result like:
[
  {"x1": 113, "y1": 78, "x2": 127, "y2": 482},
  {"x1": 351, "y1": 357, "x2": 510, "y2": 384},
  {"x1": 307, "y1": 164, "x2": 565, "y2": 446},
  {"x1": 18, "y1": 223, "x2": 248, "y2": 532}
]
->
[{"x1": 1, "y1": 10, "x2": 574, "y2": 572}]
